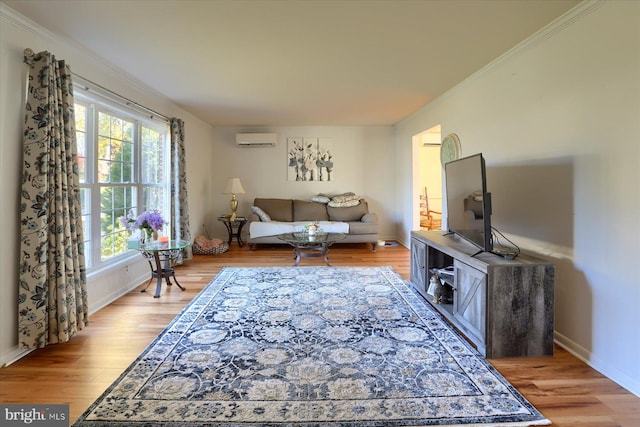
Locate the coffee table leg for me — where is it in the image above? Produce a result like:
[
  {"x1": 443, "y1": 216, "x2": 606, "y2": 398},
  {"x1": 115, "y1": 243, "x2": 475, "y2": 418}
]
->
[
  {"x1": 322, "y1": 243, "x2": 331, "y2": 266},
  {"x1": 293, "y1": 247, "x2": 301, "y2": 267}
]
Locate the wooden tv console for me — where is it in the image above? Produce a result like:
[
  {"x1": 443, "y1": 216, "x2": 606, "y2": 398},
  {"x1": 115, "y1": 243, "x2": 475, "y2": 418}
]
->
[{"x1": 410, "y1": 230, "x2": 554, "y2": 358}]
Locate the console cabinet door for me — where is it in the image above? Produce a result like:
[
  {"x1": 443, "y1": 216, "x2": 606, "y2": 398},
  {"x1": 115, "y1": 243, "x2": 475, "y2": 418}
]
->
[
  {"x1": 453, "y1": 260, "x2": 487, "y2": 353},
  {"x1": 410, "y1": 238, "x2": 427, "y2": 296}
]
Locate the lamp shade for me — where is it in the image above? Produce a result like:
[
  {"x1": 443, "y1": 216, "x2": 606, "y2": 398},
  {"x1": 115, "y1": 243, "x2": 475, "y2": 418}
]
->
[{"x1": 223, "y1": 177, "x2": 245, "y2": 194}]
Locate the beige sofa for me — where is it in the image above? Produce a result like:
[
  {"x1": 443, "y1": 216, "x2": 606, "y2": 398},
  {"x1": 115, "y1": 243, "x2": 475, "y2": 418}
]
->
[{"x1": 247, "y1": 198, "x2": 379, "y2": 251}]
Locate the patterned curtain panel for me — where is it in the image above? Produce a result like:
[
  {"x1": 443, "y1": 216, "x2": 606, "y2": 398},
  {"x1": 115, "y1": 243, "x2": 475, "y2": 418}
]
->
[
  {"x1": 19, "y1": 50, "x2": 88, "y2": 349},
  {"x1": 170, "y1": 118, "x2": 193, "y2": 261}
]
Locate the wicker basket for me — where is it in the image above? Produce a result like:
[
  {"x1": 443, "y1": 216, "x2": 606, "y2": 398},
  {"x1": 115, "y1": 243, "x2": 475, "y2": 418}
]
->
[{"x1": 192, "y1": 241, "x2": 229, "y2": 255}]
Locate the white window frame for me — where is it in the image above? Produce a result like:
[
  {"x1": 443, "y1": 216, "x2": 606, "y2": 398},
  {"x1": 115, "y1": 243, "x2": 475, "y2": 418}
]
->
[{"x1": 75, "y1": 91, "x2": 171, "y2": 271}]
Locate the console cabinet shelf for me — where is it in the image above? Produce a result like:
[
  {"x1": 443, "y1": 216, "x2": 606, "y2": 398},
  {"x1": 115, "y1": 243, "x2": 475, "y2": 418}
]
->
[{"x1": 410, "y1": 230, "x2": 554, "y2": 358}]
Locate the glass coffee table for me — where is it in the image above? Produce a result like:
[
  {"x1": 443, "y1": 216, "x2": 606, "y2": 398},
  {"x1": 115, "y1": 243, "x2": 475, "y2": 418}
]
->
[{"x1": 277, "y1": 232, "x2": 346, "y2": 266}]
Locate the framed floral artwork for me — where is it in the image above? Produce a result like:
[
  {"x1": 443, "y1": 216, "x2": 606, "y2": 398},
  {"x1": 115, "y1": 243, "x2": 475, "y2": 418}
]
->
[{"x1": 287, "y1": 137, "x2": 333, "y2": 181}]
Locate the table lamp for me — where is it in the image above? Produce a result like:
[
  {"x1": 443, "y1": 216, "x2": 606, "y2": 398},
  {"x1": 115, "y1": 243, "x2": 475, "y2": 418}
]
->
[{"x1": 223, "y1": 177, "x2": 245, "y2": 221}]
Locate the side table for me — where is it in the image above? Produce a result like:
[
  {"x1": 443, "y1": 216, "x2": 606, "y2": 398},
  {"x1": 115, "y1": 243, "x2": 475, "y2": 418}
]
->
[
  {"x1": 129, "y1": 239, "x2": 191, "y2": 298},
  {"x1": 218, "y1": 216, "x2": 247, "y2": 247}
]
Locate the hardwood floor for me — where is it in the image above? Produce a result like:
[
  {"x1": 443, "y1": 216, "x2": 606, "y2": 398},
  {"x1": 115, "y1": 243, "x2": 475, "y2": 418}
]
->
[{"x1": 1, "y1": 242, "x2": 637, "y2": 426}]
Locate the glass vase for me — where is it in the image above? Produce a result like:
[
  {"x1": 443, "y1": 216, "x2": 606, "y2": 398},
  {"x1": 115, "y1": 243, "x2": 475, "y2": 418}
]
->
[{"x1": 140, "y1": 228, "x2": 155, "y2": 245}]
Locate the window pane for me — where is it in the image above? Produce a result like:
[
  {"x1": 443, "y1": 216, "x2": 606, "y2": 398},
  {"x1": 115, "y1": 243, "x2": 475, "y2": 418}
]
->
[
  {"x1": 141, "y1": 127, "x2": 164, "y2": 184},
  {"x1": 121, "y1": 141, "x2": 133, "y2": 182},
  {"x1": 110, "y1": 116, "x2": 123, "y2": 141},
  {"x1": 75, "y1": 104, "x2": 86, "y2": 130},
  {"x1": 143, "y1": 185, "x2": 167, "y2": 212},
  {"x1": 123, "y1": 121, "x2": 133, "y2": 142},
  {"x1": 123, "y1": 187, "x2": 136, "y2": 217},
  {"x1": 77, "y1": 133, "x2": 87, "y2": 182},
  {"x1": 98, "y1": 112, "x2": 110, "y2": 138},
  {"x1": 100, "y1": 185, "x2": 134, "y2": 260},
  {"x1": 100, "y1": 186, "x2": 114, "y2": 231},
  {"x1": 97, "y1": 135, "x2": 110, "y2": 182},
  {"x1": 79, "y1": 187, "x2": 91, "y2": 269},
  {"x1": 75, "y1": 104, "x2": 87, "y2": 183},
  {"x1": 97, "y1": 112, "x2": 135, "y2": 185}
]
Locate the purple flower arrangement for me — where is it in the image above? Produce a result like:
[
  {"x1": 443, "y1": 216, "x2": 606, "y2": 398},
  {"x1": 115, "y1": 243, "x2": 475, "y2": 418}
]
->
[{"x1": 119, "y1": 209, "x2": 166, "y2": 233}]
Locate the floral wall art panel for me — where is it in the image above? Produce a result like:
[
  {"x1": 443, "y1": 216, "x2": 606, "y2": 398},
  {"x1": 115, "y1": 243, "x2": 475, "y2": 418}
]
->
[{"x1": 287, "y1": 137, "x2": 334, "y2": 181}]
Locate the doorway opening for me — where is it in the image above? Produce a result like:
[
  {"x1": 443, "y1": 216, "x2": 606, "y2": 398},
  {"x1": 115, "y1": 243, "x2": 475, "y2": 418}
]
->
[{"x1": 412, "y1": 125, "x2": 442, "y2": 231}]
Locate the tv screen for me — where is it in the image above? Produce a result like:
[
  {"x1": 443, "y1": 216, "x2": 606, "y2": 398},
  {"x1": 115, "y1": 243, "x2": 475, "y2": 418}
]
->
[{"x1": 444, "y1": 153, "x2": 493, "y2": 253}]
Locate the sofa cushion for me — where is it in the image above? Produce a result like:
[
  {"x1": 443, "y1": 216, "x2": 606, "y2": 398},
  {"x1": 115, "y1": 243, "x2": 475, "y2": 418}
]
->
[
  {"x1": 293, "y1": 200, "x2": 329, "y2": 221},
  {"x1": 254, "y1": 198, "x2": 293, "y2": 222},
  {"x1": 327, "y1": 200, "x2": 369, "y2": 222}
]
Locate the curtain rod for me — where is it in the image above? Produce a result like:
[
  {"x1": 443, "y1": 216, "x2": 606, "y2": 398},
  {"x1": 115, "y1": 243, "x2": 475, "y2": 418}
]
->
[
  {"x1": 72, "y1": 74, "x2": 170, "y2": 124},
  {"x1": 23, "y1": 48, "x2": 170, "y2": 124}
]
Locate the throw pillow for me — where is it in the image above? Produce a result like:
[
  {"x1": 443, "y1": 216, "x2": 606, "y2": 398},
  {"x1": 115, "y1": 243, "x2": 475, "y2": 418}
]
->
[
  {"x1": 330, "y1": 192, "x2": 354, "y2": 199},
  {"x1": 251, "y1": 205, "x2": 272, "y2": 222},
  {"x1": 330, "y1": 193, "x2": 361, "y2": 204},
  {"x1": 327, "y1": 199, "x2": 361, "y2": 208},
  {"x1": 311, "y1": 195, "x2": 331, "y2": 204}
]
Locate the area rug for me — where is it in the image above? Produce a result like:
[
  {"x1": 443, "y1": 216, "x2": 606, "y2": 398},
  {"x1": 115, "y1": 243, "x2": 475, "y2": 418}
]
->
[{"x1": 74, "y1": 266, "x2": 549, "y2": 426}]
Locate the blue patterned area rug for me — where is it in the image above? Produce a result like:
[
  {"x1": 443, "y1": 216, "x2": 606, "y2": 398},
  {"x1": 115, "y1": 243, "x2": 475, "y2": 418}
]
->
[{"x1": 74, "y1": 266, "x2": 549, "y2": 427}]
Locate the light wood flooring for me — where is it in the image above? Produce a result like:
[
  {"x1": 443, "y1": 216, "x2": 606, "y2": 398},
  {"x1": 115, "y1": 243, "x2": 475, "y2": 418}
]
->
[{"x1": 1, "y1": 242, "x2": 637, "y2": 426}]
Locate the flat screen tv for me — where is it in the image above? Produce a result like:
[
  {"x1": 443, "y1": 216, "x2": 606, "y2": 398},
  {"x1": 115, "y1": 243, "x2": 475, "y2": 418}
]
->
[{"x1": 444, "y1": 153, "x2": 493, "y2": 254}]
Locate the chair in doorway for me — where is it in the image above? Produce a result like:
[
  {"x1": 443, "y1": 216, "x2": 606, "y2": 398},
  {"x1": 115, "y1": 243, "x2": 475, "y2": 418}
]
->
[{"x1": 420, "y1": 187, "x2": 441, "y2": 230}]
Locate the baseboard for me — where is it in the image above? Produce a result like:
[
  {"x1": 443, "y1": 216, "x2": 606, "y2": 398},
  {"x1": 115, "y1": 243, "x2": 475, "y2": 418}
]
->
[
  {"x1": 88, "y1": 271, "x2": 148, "y2": 315},
  {"x1": 395, "y1": 237, "x2": 410, "y2": 249},
  {"x1": 1, "y1": 347, "x2": 34, "y2": 368},
  {"x1": 554, "y1": 331, "x2": 639, "y2": 397}
]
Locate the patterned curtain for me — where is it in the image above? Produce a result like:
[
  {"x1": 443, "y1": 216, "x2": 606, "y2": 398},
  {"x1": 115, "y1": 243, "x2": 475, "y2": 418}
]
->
[
  {"x1": 170, "y1": 118, "x2": 193, "y2": 261},
  {"x1": 19, "y1": 50, "x2": 88, "y2": 349}
]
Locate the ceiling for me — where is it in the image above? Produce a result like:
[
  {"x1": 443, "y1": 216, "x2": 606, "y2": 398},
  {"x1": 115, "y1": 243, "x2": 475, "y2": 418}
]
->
[{"x1": 4, "y1": 0, "x2": 581, "y2": 127}]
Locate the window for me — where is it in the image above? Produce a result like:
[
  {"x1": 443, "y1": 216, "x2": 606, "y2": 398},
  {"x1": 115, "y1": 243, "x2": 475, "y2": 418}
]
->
[{"x1": 75, "y1": 92, "x2": 170, "y2": 270}]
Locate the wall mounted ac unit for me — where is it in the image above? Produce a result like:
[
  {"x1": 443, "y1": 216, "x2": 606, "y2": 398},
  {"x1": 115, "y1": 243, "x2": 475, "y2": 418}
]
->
[{"x1": 235, "y1": 133, "x2": 277, "y2": 147}]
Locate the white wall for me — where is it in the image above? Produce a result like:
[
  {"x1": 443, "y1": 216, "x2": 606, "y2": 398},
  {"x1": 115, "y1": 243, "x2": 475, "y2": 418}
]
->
[
  {"x1": 204, "y1": 126, "x2": 397, "y2": 242},
  {"x1": 395, "y1": 1, "x2": 639, "y2": 395},
  {"x1": 0, "y1": 5, "x2": 216, "y2": 365}
]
